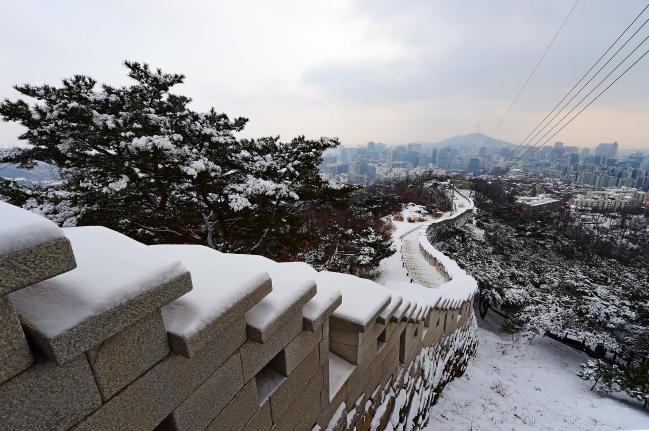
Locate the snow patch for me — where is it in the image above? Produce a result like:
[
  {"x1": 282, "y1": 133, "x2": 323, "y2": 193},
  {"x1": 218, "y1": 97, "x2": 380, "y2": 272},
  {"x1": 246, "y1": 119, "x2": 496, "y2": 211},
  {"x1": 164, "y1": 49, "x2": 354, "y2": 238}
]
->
[
  {"x1": 149, "y1": 245, "x2": 270, "y2": 338},
  {"x1": 0, "y1": 200, "x2": 65, "y2": 255},
  {"x1": 9, "y1": 227, "x2": 186, "y2": 337},
  {"x1": 316, "y1": 271, "x2": 391, "y2": 329}
]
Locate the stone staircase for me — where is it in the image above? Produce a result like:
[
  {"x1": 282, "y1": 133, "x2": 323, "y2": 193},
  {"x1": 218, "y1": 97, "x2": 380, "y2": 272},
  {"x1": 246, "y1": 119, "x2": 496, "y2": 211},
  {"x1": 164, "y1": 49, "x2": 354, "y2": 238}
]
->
[{"x1": 0, "y1": 200, "x2": 477, "y2": 431}]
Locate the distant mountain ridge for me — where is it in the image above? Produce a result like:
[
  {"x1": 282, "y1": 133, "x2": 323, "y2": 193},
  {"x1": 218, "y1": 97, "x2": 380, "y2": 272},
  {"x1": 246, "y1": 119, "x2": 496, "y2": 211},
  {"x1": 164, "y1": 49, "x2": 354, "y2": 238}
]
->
[
  {"x1": 0, "y1": 161, "x2": 59, "y2": 183},
  {"x1": 426, "y1": 132, "x2": 515, "y2": 151}
]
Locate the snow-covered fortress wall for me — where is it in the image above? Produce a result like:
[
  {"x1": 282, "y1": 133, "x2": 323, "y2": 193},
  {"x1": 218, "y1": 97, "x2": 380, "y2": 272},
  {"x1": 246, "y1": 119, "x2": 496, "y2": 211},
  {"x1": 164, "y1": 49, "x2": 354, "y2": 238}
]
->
[{"x1": 0, "y1": 199, "x2": 477, "y2": 431}]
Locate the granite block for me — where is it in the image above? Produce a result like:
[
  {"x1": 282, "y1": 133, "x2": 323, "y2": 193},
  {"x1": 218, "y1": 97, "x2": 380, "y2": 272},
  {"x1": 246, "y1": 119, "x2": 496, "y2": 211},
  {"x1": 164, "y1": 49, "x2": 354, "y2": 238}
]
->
[
  {"x1": 0, "y1": 237, "x2": 76, "y2": 295},
  {"x1": 303, "y1": 293, "x2": 341, "y2": 332},
  {"x1": 155, "y1": 351, "x2": 243, "y2": 431},
  {"x1": 329, "y1": 327, "x2": 362, "y2": 346},
  {"x1": 270, "y1": 324, "x2": 322, "y2": 376},
  {"x1": 294, "y1": 391, "x2": 322, "y2": 431},
  {"x1": 246, "y1": 283, "x2": 315, "y2": 344},
  {"x1": 240, "y1": 314, "x2": 303, "y2": 382},
  {"x1": 321, "y1": 361, "x2": 330, "y2": 406},
  {"x1": 166, "y1": 278, "x2": 272, "y2": 357},
  {"x1": 245, "y1": 401, "x2": 273, "y2": 431},
  {"x1": 87, "y1": 310, "x2": 169, "y2": 401},
  {"x1": 272, "y1": 369, "x2": 322, "y2": 431},
  {"x1": 269, "y1": 347, "x2": 319, "y2": 422},
  {"x1": 318, "y1": 398, "x2": 346, "y2": 431},
  {"x1": 0, "y1": 296, "x2": 32, "y2": 384},
  {"x1": 323, "y1": 318, "x2": 329, "y2": 339},
  {"x1": 206, "y1": 379, "x2": 258, "y2": 431},
  {"x1": 73, "y1": 317, "x2": 246, "y2": 431},
  {"x1": 0, "y1": 355, "x2": 101, "y2": 431},
  {"x1": 345, "y1": 364, "x2": 370, "y2": 407},
  {"x1": 319, "y1": 337, "x2": 329, "y2": 367},
  {"x1": 318, "y1": 380, "x2": 346, "y2": 428},
  {"x1": 329, "y1": 340, "x2": 359, "y2": 365},
  {"x1": 17, "y1": 272, "x2": 192, "y2": 364}
]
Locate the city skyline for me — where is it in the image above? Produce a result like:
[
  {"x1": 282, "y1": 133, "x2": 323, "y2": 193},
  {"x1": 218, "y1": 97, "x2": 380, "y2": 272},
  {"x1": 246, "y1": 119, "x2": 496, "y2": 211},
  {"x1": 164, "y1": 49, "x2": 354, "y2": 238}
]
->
[{"x1": 1, "y1": 1, "x2": 649, "y2": 150}]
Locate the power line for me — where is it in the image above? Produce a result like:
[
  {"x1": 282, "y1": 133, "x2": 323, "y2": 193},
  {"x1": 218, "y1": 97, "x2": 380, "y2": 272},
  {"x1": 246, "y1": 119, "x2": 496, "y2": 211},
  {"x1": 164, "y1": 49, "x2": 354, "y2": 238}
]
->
[
  {"x1": 513, "y1": 32, "x2": 649, "y2": 165},
  {"x1": 490, "y1": 0, "x2": 580, "y2": 139},
  {"x1": 509, "y1": 39, "x2": 649, "y2": 167},
  {"x1": 499, "y1": 3, "x2": 649, "y2": 169},
  {"x1": 503, "y1": 10, "x2": 649, "y2": 168},
  {"x1": 513, "y1": 47, "x2": 649, "y2": 166}
]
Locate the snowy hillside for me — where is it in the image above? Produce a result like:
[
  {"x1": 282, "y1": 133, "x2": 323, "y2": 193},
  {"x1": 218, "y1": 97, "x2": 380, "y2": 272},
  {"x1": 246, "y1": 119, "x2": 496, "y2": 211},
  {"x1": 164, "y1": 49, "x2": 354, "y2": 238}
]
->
[{"x1": 425, "y1": 316, "x2": 649, "y2": 431}]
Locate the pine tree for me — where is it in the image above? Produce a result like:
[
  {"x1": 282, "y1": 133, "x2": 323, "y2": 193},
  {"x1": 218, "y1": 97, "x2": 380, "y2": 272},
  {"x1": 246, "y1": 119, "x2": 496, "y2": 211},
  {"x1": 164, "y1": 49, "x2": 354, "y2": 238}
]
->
[
  {"x1": 0, "y1": 61, "x2": 340, "y2": 253},
  {"x1": 0, "y1": 61, "x2": 400, "y2": 277}
]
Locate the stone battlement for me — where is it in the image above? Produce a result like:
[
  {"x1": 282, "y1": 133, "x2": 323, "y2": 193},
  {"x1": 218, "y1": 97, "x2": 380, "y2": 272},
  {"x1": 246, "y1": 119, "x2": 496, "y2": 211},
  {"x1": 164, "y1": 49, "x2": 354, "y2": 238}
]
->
[{"x1": 0, "y1": 200, "x2": 477, "y2": 431}]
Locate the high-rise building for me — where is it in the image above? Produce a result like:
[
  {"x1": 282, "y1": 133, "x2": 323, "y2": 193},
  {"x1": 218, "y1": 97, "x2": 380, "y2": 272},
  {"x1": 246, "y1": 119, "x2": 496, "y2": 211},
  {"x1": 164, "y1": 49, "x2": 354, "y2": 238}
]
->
[
  {"x1": 626, "y1": 152, "x2": 645, "y2": 168},
  {"x1": 339, "y1": 147, "x2": 349, "y2": 162},
  {"x1": 595, "y1": 142, "x2": 618, "y2": 158}
]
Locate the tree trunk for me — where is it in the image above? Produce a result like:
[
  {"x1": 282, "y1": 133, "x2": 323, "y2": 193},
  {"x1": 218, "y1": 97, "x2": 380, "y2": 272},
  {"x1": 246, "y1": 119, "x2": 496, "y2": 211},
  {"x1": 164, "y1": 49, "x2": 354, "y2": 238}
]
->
[{"x1": 590, "y1": 376, "x2": 600, "y2": 391}]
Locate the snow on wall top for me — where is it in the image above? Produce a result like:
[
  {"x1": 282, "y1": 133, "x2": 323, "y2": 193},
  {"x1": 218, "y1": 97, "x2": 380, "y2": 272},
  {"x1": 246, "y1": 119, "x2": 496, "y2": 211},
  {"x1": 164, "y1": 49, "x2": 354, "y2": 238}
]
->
[
  {"x1": 391, "y1": 297, "x2": 411, "y2": 322},
  {"x1": 387, "y1": 281, "x2": 440, "y2": 311},
  {"x1": 149, "y1": 245, "x2": 272, "y2": 339},
  {"x1": 233, "y1": 256, "x2": 317, "y2": 335},
  {"x1": 9, "y1": 226, "x2": 187, "y2": 337},
  {"x1": 0, "y1": 200, "x2": 65, "y2": 255},
  {"x1": 316, "y1": 271, "x2": 391, "y2": 330},
  {"x1": 378, "y1": 293, "x2": 403, "y2": 323},
  {"x1": 303, "y1": 281, "x2": 342, "y2": 325},
  {"x1": 150, "y1": 246, "x2": 339, "y2": 336}
]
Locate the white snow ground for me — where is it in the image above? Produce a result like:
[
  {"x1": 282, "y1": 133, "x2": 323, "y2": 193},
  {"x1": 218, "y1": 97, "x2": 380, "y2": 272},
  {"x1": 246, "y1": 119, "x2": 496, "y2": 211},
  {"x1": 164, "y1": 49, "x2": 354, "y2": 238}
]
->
[{"x1": 424, "y1": 314, "x2": 649, "y2": 431}]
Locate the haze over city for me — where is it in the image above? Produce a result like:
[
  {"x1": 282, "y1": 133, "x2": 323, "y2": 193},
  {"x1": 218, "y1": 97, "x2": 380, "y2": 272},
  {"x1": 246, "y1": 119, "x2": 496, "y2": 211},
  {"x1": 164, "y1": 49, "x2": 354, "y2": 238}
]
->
[{"x1": 1, "y1": 0, "x2": 648, "y2": 149}]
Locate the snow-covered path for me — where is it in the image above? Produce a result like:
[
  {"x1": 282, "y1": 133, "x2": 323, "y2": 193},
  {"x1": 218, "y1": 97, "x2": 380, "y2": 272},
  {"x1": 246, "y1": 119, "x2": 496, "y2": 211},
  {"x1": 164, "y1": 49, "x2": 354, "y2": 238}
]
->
[
  {"x1": 401, "y1": 229, "x2": 448, "y2": 288},
  {"x1": 377, "y1": 188, "x2": 471, "y2": 290},
  {"x1": 376, "y1": 205, "x2": 447, "y2": 290},
  {"x1": 424, "y1": 319, "x2": 649, "y2": 430}
]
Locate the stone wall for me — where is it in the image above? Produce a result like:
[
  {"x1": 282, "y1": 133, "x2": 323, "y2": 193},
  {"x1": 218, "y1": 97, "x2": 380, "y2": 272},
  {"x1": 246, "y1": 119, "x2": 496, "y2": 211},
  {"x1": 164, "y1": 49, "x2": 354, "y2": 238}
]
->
[
  {"x1": 318, "y1": 310, "x2": 478, "y2": 431},
  {"x1": 0, "y1": 201, "x2": 477, "y2": 431}
]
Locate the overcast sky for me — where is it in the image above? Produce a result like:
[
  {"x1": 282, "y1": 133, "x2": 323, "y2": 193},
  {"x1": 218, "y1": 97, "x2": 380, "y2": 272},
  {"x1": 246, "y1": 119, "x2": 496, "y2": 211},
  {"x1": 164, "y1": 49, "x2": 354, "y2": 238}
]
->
[{"x1": 1, "y1": 0, "x2": 648, "y2": 149}]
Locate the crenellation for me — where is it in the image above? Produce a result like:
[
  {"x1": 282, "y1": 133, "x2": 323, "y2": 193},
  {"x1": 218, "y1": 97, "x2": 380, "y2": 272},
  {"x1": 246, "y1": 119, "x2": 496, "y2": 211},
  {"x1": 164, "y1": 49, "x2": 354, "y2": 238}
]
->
[
  {"x1": 246, "y1": 282, "x2": 316, "y2": 344},
  {"x1": 0, "y1": 200, "x2": 477, "y2": 431},
  {"x1": 240, "y1": 314, "x2": 303, "y2": 382},
  {"x1": 267, "y1": 347, "x2": 320, "y2": 422},
  {"x1": 270, "y1": 322, "x2": 323, "y2": 376},
  {"x1": 72, "y1": 314, "x2": 247, "y2": 431},
  {"x1": 0, "y1": 237, "x2": 77, "y2": 296}
]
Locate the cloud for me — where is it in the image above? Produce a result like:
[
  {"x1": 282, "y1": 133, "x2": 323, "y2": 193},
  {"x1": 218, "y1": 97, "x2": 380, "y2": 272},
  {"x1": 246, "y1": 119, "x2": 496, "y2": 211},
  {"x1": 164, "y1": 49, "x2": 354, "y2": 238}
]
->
[{"x1": 0, "y1": 0, "x2": 647, "y2": 149}]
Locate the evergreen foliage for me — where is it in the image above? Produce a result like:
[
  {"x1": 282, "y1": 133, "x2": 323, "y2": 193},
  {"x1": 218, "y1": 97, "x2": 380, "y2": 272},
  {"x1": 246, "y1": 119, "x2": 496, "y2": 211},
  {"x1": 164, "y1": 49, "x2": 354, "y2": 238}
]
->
[
  {"x1": 0, "y1": 61, "x2": 394, "y2": 276},
  {"x1": 434, "y1": 178, "x2": 649, "y2": 409}
]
